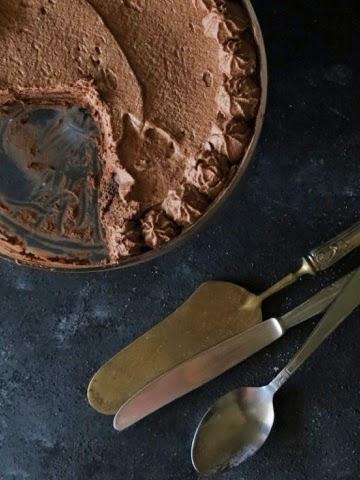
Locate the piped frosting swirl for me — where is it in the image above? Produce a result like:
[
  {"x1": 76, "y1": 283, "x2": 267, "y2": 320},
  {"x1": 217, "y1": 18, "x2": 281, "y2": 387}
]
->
[{"x1": 141, "y1": 208, "x2": 179, "y2": 248}]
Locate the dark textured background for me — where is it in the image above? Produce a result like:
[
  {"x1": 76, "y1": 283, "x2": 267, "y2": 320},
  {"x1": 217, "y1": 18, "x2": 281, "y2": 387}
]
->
[{"x1": 0, "y1": 1, "x2": 359, "y2": 479}]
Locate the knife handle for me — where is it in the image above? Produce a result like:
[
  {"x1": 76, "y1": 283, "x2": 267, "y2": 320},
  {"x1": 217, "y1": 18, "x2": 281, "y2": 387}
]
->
[
  {"x1": 271, "y1": 268, "x2": 360, "y2": 392},
  {"x1": 306, "y1": 220, "x2": 360, "y2": 273},
  {"x1": 279, "y1": 273, "x2": 353, "y2": 331}
]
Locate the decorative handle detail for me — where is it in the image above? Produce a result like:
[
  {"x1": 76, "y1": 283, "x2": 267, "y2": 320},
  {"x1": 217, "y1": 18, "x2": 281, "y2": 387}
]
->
[
  {"x1": 260, "y1": 221, "x2": 360, "y2": 302},
  {"x1": 271, "y1": 368, "x2": 291, "y2": 391},
  {"x1": 307, "y1": 221, "x2": 360, "y2": 272}
]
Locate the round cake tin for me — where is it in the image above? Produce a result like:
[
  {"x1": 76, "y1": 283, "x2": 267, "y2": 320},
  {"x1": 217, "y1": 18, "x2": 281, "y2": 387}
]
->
[{"x1": 0, "y1": 0, "x2": 267, "y2": 272}]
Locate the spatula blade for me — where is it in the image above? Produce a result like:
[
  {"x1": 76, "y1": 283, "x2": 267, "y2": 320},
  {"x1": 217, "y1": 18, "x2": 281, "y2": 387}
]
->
[
  {"x1": 88, "y1": 281, "x2": 261, "y2": 415},
  {"x1": 114, "y1": 318, "x2": 284, "y2": 431}
]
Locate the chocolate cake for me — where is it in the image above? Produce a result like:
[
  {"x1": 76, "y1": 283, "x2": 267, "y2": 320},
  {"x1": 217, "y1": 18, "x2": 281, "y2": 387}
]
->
[{"x1": 0, "y1": 0, "x2": 262, "y2": 266}]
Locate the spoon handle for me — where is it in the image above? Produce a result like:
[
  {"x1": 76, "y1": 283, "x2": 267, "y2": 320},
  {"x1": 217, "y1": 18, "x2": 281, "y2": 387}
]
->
[{"x1": 270, "y1": 268, "x2": 360, "y2": 392}]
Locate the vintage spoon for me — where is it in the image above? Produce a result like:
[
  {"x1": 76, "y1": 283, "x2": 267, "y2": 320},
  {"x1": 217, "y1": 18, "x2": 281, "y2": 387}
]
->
[{"x1": 191, "y1": 268, "x2": 360, "y2": 475}]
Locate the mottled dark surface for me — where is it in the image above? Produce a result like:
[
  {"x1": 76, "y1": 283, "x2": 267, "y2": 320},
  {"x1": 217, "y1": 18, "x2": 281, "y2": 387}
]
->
[{"x1": 0, "y1": 1, "x2": 359, "y2": 479}]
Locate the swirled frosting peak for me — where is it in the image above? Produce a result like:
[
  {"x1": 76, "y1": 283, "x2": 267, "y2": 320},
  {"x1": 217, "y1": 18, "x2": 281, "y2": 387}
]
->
[
  {"x1": 162, "y1": 185, "x2": 209, "y2": 227},
  {"x1": 186, "y1": 149, "x2": 230, "y2": 199},
  {"x1": 142, "y1": 208, "x2": 179, "y2": 249}
]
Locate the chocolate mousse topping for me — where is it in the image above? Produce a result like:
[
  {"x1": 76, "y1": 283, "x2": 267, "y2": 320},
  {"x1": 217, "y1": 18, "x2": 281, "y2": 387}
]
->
[{"x1": 0, "y1": 0, "x2": 261, "y2": 266}]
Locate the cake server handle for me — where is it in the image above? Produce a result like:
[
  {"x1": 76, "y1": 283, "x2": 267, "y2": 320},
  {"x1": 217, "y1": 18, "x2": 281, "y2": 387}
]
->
[
  {"x1": 306, "y1": 220, "x2": 360, "y2": 272},
  {"x1": 260, "y1": 220, "x2": 360, "y2": 302}
]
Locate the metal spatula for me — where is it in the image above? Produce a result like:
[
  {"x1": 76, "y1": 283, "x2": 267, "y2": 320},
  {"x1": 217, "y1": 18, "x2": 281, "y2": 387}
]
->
[
  {"x1": 114, "y1": 271, "x2": 353, "y2": 431},
  {"x1": 88, "y1": 221, "x2": 360, "y2": 415}
]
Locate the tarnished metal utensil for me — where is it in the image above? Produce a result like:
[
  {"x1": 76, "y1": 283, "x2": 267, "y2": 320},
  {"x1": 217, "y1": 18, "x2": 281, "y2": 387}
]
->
[
  {"x1": 88, "y1": 221, "x2": 360, "y2": 416},
  {"x1": 191, "y1": 268, "x2": 360, "y2": 475},
  {"x1": 113, "y1": 272, "x2": 352, "y2": 431}
]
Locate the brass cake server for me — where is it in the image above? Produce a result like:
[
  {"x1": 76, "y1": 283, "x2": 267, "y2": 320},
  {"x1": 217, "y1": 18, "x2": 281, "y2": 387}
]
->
[
  {"x1": 113, "y1": 272, "x2": 353, "y2": 430},
  {"x1": 88, "y1": 221, "x2": 360, "y2": 416}
]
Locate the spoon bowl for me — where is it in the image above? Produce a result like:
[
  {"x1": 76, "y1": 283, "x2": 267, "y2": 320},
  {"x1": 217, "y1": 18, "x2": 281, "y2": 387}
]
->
[{"x1": 191, "y1": 386, "x2": 275, "y2": 474}]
